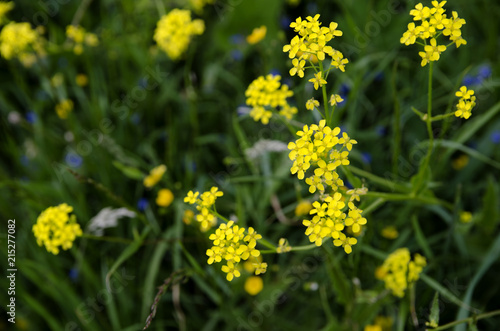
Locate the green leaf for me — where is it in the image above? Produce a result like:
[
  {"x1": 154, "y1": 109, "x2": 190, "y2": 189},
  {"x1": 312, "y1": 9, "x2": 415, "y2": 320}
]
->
[
  {"x1": 428, "y1": 292, "x2": 440, "y2": 328},
  {"x1": 112, "y1": 160, "x2": 145, "y2": 180},
  {"x1": 479, "y1": 176, "x2": 499, "y2": 232}
]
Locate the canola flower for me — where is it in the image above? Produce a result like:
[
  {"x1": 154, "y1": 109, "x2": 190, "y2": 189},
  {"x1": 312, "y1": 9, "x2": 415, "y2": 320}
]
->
[
  {"x1": 0, "y1": 22, "x2": 40, "y2": 60},
  {"x1": 246, "y1": 25, "x2": 267, "y2": 45},
  {"x1": 184, "y1": 187, "x2": 223, "y2": 231},
  {"x1": 288, "y1": 120, "x2": 367, "y2": 253},
  {"x1": 32, "y1": 203, "x2": 82, "y2": 255},
  {"x1": 0, "y1": 1, "x2": 14, "y2": 25},
  {"x1": 55, "y1": 99, "x2": 74, "y2": 119},
  {"x1": 206, "y1": 220, "x2": 266, "y2": 281},
  {"x1": 154, "y1": 9, "x2": 204, "y2": 60},
  {"x1": 283, "y1": 14, "x2": 348, "y2": 83},
  {"x1": 400, "y1": 1, "x2": 467, "y2": 66},
  {"x1": 245, "y1": 74, "x2": 296, "y2": 124},
  {"x1": 375, "y1": 248, "x2": 427, "y2": 297},
  {"x1": 76, "y1": 74, "x2": 88, "y2": 87},
  {"x1": 66, "y1": 25, "x2": 98, "y2": 55},
  {"x1": 144, "y1": 164, "x2": 167, "y2": 188},
  {"x1": 454, "y1": 86, "x2": 476, "y2": 119}
]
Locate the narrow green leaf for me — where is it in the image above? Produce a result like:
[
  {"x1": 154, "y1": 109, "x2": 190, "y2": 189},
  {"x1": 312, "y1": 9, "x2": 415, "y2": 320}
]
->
[
  {"x1": 428, "y1": 292, "x2": 440, "y2": 328},
  {"x1": 112, "y1": 161, "x2": 145, "y2": 180},
  {"x1": 412, "y1": 215, "x2": 434, "y2": 259}
]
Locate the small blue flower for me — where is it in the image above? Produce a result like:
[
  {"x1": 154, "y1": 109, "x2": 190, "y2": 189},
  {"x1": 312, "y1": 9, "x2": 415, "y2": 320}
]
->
[
  {"x1": 230, "y1": 34, "x2": 244, "y2": 45},
  {"x1": 137, "y1": 198, "x2": 149, "y2": 212},
  {"x1": 280, "y1": 16, "x2": 292, "y2": 29},
  {"x1": 478, "y1": 64, "x2": 492, "y2": 80},
  {"x1": 491, "y1": 131, "x2": 500, "y2": 144},
  {"x1": 345, "y1": 180, "x2": 353, "y2": 189},
  {"x1": 69, "y1": 268, "x2": 79, "y2": 282},
  {"x1": 26, "y1": 111, "x2": 37, "y2": 124},
  {"x1": 65, "y1": 152, "x2": 83, "y2": 168},
  {"x1": 20, "y1": 155, "x2": 29, "y2": 166},
  {"x1": 462, "y1": 74, "x2": 479, "y2": 87},
  {"x1": 270, "y1": 69, "x2": 281, "y2": 77},
  {"x1": 339, "y1": 83, "x2": 350, "y2": 95},
  {"x1": 230, "y1": 49, "x2": 243, "y2": 61},
  {"x1": 375, "y1": 125, "x2": 387, "y2": 137},
  {"x1": 131, "y1": 113, "x2": 140, "y2": 125},
  {"x1": 361, "y1": 152, "x2": 372, "y2": 164},
  {"x1": 374, "y1": 71, "x2": 384, "y2": 81}
]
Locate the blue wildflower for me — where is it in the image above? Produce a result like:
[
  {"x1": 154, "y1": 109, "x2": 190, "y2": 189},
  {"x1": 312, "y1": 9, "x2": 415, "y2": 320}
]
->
[
  {"x1": 137, "y1": 198, "x2": 149, "y2": 212},
  {"x1": 65, "y1": 152, "x2": 83, "y2": 168}
]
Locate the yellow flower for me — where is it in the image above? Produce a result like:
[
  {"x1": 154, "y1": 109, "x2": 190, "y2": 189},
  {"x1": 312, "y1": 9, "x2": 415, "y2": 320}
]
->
[
  {"x1": 309, "y1": 72, "x2": 327, "y2": 90},
  {"x1": 0, "y1": 2, "x2": 14, "y2": 25},
  {"x1": 306, "y1": 98, "x2": 319, "y2": 111},
  {"x1": 244, "y1": 276, "x2": 264, "y2": 295},
  {"x1": 66, "y1": 25, "x2": 98, "y2": 54},
  {"x1": 32, "y1": 203, "x2": 82, "y2": 255},
  {"x1": 364, "y1": 326, "x2": 382, "y2": 331},
  {"x1": 76, "y1": 74, "x2": 88, "y2": 87},
  {"x1": 452, "y1": 154, "x2": 469, "y2": 169},
  {"x1": 460, "y1": 211, "x2": 472, "y2": 223},
  {"x1": 377, "y1": 248, "x2": 426, "y2": 297},
  {"x1": 156, "y1": 189, "x2": 174, "y2": 207},
  {"x1": 0, "y1": 22, "x2": 39, "y2": 60},
  {"x1": 277, "y1": 238, "x2": 292, "y2": 253},
  {"x1": 295, "y1": 200, "x2": 313, "y2": 216},
  {"x1": 55, "y1": 99, "x2": 74, "y2": 119},
  {"x1": 329, "y1": 94, "x2": 343, "y2": 106},
  {"x1": 183, "y1": 209, "x2": 195, "y2": 224},
  {"x1": 144, "y1": 164, "x2": 167, "y2": 188},
  {"x1": 247, "y1": 25, "x2": 267, "y2": 44},
  {"x1": 207, "y1": 221, "x2": 265, "y2": 281},
  {"x1": 154, "y1": 9, "x2": 204, "y2": 60},
  {"x1": 381, "y1": 226, "x2": 399, "y2": 239}
]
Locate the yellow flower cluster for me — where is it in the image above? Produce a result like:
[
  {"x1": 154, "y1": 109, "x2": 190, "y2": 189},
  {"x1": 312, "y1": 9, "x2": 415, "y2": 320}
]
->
[
  {"x1": 283, "y1": 14, "x2": 348, "y2": 81},
  {"x1": 32, "y1": 203, "x2": 83, "y2": 255},
  {"x1": 144, "y1": 164, "x2": 167, "y2": 188},
  {"x1": 400, "y1": 1, "x2": 467, "y2": 66},
  {"x1": 184, "y1": 187, "x2": 223, "y2": 231},
  {"x1": 454, "y1": 86, "x2": 476, "y2": 119},
  {"x1": 206, "y1": 220, "x2": 266, "y2": 281},
  {"x1": 245, "y1": 74, "x2": 296, "y2": 124},
  {"x1": 66, "y1": 25, "x2": 98, "y2": 55},
  {"x1": 0, "y1": 1, "x2": 14, "y2": 25},
  {"x1": 154, "y1": 9, "x2": 204, "y2": 60},
  {"x1": 288, "y1": 120, "x2": 366, "y2": 253},
  {"x1": 0, "y1": 22, "x2": 41, "y2": 60},
  {"x1": 55, "y1": 99, "x2": 74, "y2": 119},
  {"x1": 375, "y1": 248, "x2": 427, "y2": 297}
]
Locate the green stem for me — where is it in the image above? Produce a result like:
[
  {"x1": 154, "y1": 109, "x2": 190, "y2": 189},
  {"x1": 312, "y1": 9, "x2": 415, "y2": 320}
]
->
[
  {"x1": 319, "y1": 61, "x2": 330, "y2": 124},
  {"x1": 348, "y1": 165, "x2": 410, "y2": 193},
  {"x1": 258, "y1": 238, "x2": 277, "y2": 251},
  {"x1": 364, "y1": 191, "x2": 453, "y2": 209},
  {"x1": 290, "y1": 242, "x2": 318, "y2": 251},
  {"x1": 428, "y1": 310, "x2": 500, "y2": 331},
  {"x1": 429, "y1": 113, "x2": 455, "y2": 122},
  {"x1": 414, "y1": 61, "x2": 434, "y2": 193},
  {"x1": 81, "y1": 233, "x2": 134, "y2": 244}
]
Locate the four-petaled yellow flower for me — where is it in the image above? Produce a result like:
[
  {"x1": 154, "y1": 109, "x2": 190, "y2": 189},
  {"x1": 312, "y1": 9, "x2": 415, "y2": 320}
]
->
[
  {"x1": 306, "y1": 98, "x2": 319, "y2": 111},
  {"x1": 144, "y1": 164, "x2": 167, "y2": 188},
  {"x1": 309, "y1": 72, "x2": 327, "y2": 90},
  {"x1": 454, "y1": 86, "x2": 476, "y2": 119},
  {"x1": 246, "y1": 25, "x2": 267, "y2": 44}
]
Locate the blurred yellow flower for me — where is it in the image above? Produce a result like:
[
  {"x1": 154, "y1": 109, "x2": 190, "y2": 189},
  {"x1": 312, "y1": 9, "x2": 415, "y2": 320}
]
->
[
  {"x1": 247, "y1": 25, "x2": 267, "y2": 44},
  {"x1": 156, "y1": 189, "x2": 174, "y2": 207},
  {"x1": 183, "y1": 209, "x2": 194, "y2": 225},
  {"x1": 55, "y1": 99, "x2": 74, "y2": 119},
  {"x1": 76, "y1": 74, "x2": 88, "y2": 87},
  {"x1": 452, "y1": 154, "x2": 469, "y2": 170},
  {"x1": 381, "y1": 225, "x2": 399, "y2": 239},
  {"x1": 244, "y1": 276, "x2": 264, "y2": 295},
  {"x1": 0, "y1": 1, "x2": 14, "y2": 25},
  {"x1": 295, "y1": 200, "x2": 313, "y2": 216},
  {"x1": 154, "y1": 9, "x2": 204, "y2": 60},
  {"x1": 0, "y1": 22, "x2": 39, "y2": 60},
  {"x1": 460, "y1": 211, "x2": 472, "y2": 223},
  {"x1": 144, "y1": 164, "x2": 167, "y2": 188}
]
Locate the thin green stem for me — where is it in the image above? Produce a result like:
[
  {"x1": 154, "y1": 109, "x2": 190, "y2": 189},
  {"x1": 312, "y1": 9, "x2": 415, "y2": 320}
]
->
[
  {"x1": 364, "y1": 191, "x2": 453, "y2": 209},
  {"x1": 428, "y1": 309, "x2": 500, "y2": 331},
  {"x1": 318, "y1": 61, "x2": 330, "y2": 124},
  {"x1": 290, "y1": 242, "x2": 318, "y2": 251},
  {"x1": 81, "y1": 233, "x2": 134, "y2": 244},
  {"x1": 429, "y1": 113, "x2": 455, "y2": 122},
  {"x1": 258, "y1": 238, "x2": 277, "y2": 251}
]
